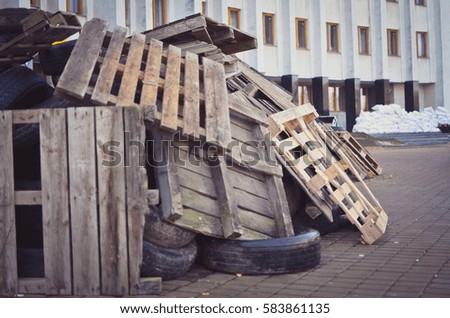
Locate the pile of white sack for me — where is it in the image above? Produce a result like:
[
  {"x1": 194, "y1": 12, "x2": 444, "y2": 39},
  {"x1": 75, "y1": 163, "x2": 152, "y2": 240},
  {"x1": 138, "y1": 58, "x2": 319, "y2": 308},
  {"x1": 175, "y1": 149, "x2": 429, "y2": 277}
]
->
[{"x1": 353, "y1": 104, "x2": 450, "y2": 134}]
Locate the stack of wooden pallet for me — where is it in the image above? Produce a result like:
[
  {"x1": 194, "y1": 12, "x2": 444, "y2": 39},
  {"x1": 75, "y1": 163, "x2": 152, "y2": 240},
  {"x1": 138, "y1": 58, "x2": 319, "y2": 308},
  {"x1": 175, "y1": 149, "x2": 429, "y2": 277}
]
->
[
  {"x1": 0, "y1": 9, "x2": 81, "y2": 68},
  {"x1": 55, "y1": 18, "x2": 294, "y2": 241}
]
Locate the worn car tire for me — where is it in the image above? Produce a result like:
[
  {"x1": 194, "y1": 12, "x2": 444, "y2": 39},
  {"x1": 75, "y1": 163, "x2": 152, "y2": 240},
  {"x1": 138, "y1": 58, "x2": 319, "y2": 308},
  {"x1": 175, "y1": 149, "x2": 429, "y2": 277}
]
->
[
  {"x1": 0, "y1": 8, "x2": 37, "y2": 33},
  {"x1": 39, "y1": 40, "x2": 76, "y2": 76},
  {"x1": 141, "y1": 240, "x2": 198, "y2": 280},
  {"x1": 143, "y1": 206, "x2": 197, "y2": 248},
  {"x1": 0, "y1": 66, "x2": 52, "y2": 110},
  {"x1": 199, "y1": 226, "x2": 321, "y2": 275},
  {"x1": 12, "y1": 96, "x2": 76, "y2": 150}
]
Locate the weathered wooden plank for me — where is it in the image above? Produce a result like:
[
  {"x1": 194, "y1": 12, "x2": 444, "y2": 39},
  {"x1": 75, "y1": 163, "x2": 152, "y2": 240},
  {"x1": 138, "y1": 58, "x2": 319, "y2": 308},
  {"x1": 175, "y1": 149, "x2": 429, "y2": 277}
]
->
[
  {"x1": 203, "y1": 57, "x2": 232, "y2": 147},
  {"x1": 117, "y1": 34, "x2": 146, "y2": 106},
  {"x1": 40, "y1": 108, "x2": 71, "y2": 295},
  {"x1": 124, "y1": 107, "x2": 149, "y2": 295},
  {"x1": 91, "y1": 26, "x2": 127, "y2": 105},
  {"x1": 238, "y1": 208, "x2": 277, "y2": 237},
  {"x1": 228, "y1": 168, "x2": 268, "y2": 199},
  {"x1": 143, "y1": 15, "x2": 207, "y2": 41},
  {"x1": 160, "y1": 45, "x2": 182, "y2": 132},
  {"x1": 151, "y1": 130, "x2": 184, "y2": 221},
  {"x1": 174, "y1": 208, "x2": 222, "y2": 236},
  {"x1": 95, "y1": 107, "x2": 128, "y2": 296},
  {"x1": 141, "y1": 39, "x2": 163, "y2": 106},
  {"x1": 234, "y1": 188, "x2": 273, "y2": 218},
  {"x1": 11, "y1": 110, "x2": 40, "y2": 124},
  {"x1": 0, "y1": 111, "x2": 17, "y2": 297},
  {"x1": 178, "y1": 167, "x2": 217, "y2": 198},
  {"x1": 180, "y1": 186, "x2": 219, "y2": 217},
  {"x1": 56, "y1": 18, "x2": 108, "y2": 99},
  {"x1": 209, "y1": 157, "x2": 242, "y2": 239},
  {"x1": 182, "y1": 51, "x2": 200, "y2": 138},
  {"x1": 228, "y1": 94, "x2": 269, "y2": 126},
  {"x1": 147, "y1": 189, "x2": 160, "y2": 205},
  {"x1": 18, "y1": 278, "x2": 47, "y2": 295},
  {"x1": 265, "y1": 176, "x2": 294, "y2": 237},
  {"x1": 138, "y1": 277, "x2": 162, "y2": 295},
  {"x1": 67, "y1": 107, "x2": 100, "y2": 296},
  {"x1": 14, "y1": 191, "x2": 42, "y2": 205}
]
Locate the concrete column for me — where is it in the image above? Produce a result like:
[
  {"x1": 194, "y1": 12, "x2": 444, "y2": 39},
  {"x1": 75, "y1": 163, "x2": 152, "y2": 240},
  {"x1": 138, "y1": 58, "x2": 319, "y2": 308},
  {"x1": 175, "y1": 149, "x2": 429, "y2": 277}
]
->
[
  {"x1": 370, "y1": 0, "x2": 389, "y2": 80},
  {"x1": 242, "y1": 0, "x2": 260, "y2": 69},
  {"x1": 404, "y1": 81, "x2": 420, "y2": 112},
  {"x1": 281, "y1": 74, "x2": 299, "y2": 105},
  {"x1": 312, "y1": 77, "x2": 329, "y2": 116},
  {"x1": 341, "y1": 0, "x2": 358, "y2": 80},
  {"x1": 374, "y1": 79, "x2": 390, "y2": 105},
  {"x1": 311, "y1": 0, "x2": 327, "y2": 77},
  {"x1": 209, "y1": 0, "x2": 226, "y2": 23},
  {"x1": 130, "y1": 0, "x2": 152, "y2": 33},
  {"x1": 89, "y1": 0, "x2": 125, "y2": 29},
  {"x1": 0, "y1": 0, "x2": 30, "y2": 8},
  {"x1": 400, "y1": 0, "x2": 417, "y2": 81},
  {"x1": 345, "y1": 78, "x2": 361, "y2": 132}
]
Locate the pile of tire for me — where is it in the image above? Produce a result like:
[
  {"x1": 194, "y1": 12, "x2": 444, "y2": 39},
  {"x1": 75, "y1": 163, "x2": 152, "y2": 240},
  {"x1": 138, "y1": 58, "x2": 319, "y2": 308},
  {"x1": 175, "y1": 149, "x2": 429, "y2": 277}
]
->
[{"x1": 141, "y1": 206, "x2": 198, "y2": 280}]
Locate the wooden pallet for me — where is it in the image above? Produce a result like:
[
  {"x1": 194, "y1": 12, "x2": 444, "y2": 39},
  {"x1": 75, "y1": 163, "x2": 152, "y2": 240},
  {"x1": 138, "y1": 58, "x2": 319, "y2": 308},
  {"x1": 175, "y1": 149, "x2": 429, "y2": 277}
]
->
[
  {"x1": 0, "y1": 10, "x2": 81, "y2": 67},
  {"x1": 151, "y1": 111, "x2": 294, "y2": 240},
  {"x1": 0, "y1": 106, "x2": 161, "y2": 297},
  {"x1": 268, "y1": 104, "x2": 388, "y2": 244},
  {"x1": 56, "y1": 18, "x2": 234, "y2": 148},
  {"x1": 335, "y1": 130, "x2": 383, "y2": 177}
]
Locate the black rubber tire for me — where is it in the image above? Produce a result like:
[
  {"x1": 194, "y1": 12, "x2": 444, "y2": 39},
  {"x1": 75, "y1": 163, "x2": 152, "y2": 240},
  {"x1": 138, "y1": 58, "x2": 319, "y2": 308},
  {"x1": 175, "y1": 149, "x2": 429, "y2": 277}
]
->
[
  {"x1": 17, "y1": 248, "x2": 45, "y2": 278},
  {"x1": 143, "y1": 206, "x2": 197, "y2": 248},
  {"x1": 141, "y1": 240, "x2": 198, "y2": 280},
  {"x1": 0, "y1": 66, "x2": 53, "y2": 110},
  {"x1": 199, "y1": 226, "x2": 321, "y2": 275},
  {"x1": 12, "y1": 96, "x2": 76, "y2": 150},
  {"x1": 38, "y1": 40, "x2": 77, "y2": 76},
  {"x1": 0, "y1": 8, "x2": 37, "y2": 33}
]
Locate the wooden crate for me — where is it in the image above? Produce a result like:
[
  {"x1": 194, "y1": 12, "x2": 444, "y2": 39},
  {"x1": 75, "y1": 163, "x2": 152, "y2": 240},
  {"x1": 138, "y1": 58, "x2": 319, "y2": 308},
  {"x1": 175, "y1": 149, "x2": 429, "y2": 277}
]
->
[
  {"x1": 0, "y1": 106, "x2": 161, "y2": 297},
  {"x1": 268, "y1": 104, "x2": 388, "y2": 245},
  {"x1": 0, "y1": 10, "x2": 81, "y2": 67}
]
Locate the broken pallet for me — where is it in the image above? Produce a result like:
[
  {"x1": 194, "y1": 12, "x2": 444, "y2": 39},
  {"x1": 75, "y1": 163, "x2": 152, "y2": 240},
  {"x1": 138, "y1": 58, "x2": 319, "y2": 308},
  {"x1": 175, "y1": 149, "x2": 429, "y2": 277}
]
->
[{"x1": 268, "y1": 104, "x2": 388, "y2": 244}]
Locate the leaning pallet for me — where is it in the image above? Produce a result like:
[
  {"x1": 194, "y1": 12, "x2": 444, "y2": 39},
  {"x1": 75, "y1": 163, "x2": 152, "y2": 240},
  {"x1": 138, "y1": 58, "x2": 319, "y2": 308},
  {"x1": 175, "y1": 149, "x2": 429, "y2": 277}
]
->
[
  {"x1": 268, "y1": 104, "x2": 388, "y2": 245},
  {"x1": 0, "y1": 106, "x2": 161, "y2": 297},
  {"x1": 0, "y1": 10, "x2": 81, "y2": 68},
  {"x1": 54, "y1": 18, "x2": 294, "y2": 240}
]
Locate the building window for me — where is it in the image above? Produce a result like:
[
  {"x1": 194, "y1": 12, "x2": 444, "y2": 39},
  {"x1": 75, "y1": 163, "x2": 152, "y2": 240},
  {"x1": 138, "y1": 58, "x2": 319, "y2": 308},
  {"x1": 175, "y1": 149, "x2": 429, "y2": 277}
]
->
[
  {"x1": 358, "y1": 26, "x2": 369, "y2": 55},
  {"x1": 153, "y1": 0, "x2": 166, "y2": 28},
  {"x1": 417, "y1": 32, "x2": 428, "y2": 57},
  {"x1": 387, "y1": 29, "x2": 399, "y2": 56},
  {"x1": 263, "y1": 13, "x2": 275, "y2": 45},
  {"x1": 327, "y1": 23, "x2": 339, "y2": 52},
  {"x1": 202, "y1": 1, "x2": 207, "y2": 15},
  {"x1": 66, "y1": 0, "x2": 84, "y2": 15},
  {"x1": 228, "y1": 7, "x2": 240, "y2": 29},
  {"x1": 296, "y1": 18, "x2": 307, "y2": 49},
  {"x1": 30, "y1": 0, "x2": 40, "y2": 8},
  {"x1": 415, "y1": 0, "x2": 426, "y2": 6}
]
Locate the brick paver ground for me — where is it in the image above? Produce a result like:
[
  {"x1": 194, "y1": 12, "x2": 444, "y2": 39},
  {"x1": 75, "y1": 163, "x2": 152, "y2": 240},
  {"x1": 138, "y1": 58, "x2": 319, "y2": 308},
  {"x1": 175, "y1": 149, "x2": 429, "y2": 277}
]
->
[{"x1": 159, "y1": 145, "x2": 450, "y2": 298}]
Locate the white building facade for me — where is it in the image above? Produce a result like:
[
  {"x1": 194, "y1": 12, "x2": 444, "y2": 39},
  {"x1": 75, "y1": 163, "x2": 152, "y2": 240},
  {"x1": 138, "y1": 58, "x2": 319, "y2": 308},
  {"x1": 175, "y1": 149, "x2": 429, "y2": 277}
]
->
[{"x1": 4, "y1": 0, "x2": 450, "y2": 130}]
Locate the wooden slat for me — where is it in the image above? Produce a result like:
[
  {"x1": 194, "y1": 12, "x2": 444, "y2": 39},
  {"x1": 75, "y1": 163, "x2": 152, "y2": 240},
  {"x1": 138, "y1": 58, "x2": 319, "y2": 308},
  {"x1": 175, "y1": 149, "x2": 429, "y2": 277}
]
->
[
  {"x1": 0, "y1": 111, "x2": 17, "y2": 297},
  {"x1": 56, "y1": 18, "x2": 109, "y2": 99},
  {"x1": 160, "y1": 45, "x2": 182, "y2": 132},
  {"x1": 209, "y1": 157, "x2": 242, "y2": 239},
  {"x1": 147, "y1": 190, "x2": 160, "y2": 205},
  {"x1": 124, "y1": 107, "x2": 149, "y2": 295},
  {"x1": 14, "y1": 191, "x2": 42, "y2": 205},
  {"x1": 117, "y1": 34, "x2": 146, "y2": 105},
  {"x1": 182, "y1": 51, "x2": 200, "y2": 138},
  {"x1": 67, "y1": 108, "x2": 100, "y2": 296},
  {"x1": 141, "y1": 39, "x2": 163, "y2": 106},
  {"x1": 96, "y1": 107, "x2": 128, "y2": 296},
  {"x1": 143, "y1": 15, "x2": 207, "y2": 41},
  {"x1": 91, "y1": 26, "x2": 128, "y2": 105},
  {"x1": 152, "y1": 130, "x2": 184, "y2": 221},
  {"x1": 18, "y1": 278, "x2": 47, "y2": 295},
  {"x1": 40, "y1": 109, "x2": 71, "y2": 295},
  {"x1": 203, "y1": 57, "x2": 232, "y2": 147},
  {"x1": 12, "y1": 109, "x2": 40, "y2": 124}
]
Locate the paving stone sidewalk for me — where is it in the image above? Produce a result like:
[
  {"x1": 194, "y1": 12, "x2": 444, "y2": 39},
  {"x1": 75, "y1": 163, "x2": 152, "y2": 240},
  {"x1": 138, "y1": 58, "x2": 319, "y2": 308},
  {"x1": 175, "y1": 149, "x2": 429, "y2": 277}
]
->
[{"x1": 159, "y1": 145, "x2": 450, "y2": 298}]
